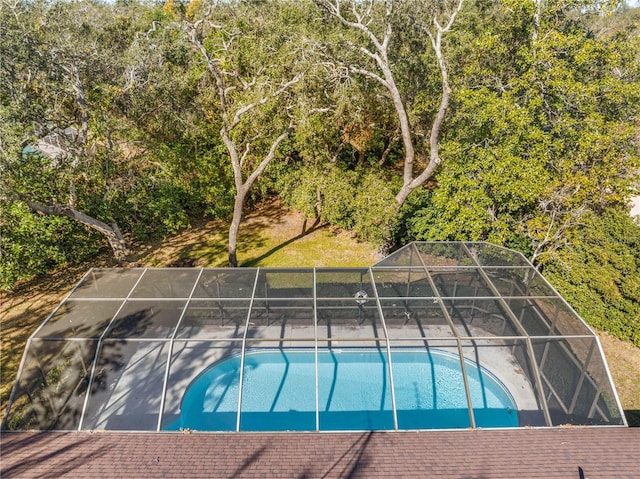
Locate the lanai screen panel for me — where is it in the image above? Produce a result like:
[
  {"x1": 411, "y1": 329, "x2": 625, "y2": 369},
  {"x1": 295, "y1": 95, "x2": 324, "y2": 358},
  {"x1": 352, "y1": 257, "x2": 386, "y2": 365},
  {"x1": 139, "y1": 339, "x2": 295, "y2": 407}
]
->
[{"x1": 2, "y1": 242, "x2": 626, "y2": 431}]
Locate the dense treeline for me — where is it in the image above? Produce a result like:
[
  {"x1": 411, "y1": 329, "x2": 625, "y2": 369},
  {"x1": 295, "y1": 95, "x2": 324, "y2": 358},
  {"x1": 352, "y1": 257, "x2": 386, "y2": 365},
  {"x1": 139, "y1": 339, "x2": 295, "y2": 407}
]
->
[{"x1": 1, "y1": 0, "x2": 639, "y2": 345}]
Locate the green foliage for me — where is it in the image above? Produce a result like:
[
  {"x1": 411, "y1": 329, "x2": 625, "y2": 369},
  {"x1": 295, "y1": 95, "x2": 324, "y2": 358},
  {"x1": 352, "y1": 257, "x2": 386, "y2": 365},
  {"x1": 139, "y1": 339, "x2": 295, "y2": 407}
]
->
[
  {"x1": 392, "y1": 1, "x2": 640, "y2": 345},
  {"x1": 279, "y1": 164, "x2": 357, "y2": 228},
  {"x1": 100, "y1": 141, "x2": 236, "y2": 240},
  {"x1": 392, "y1": 188, "x2": 433, "y2": 244},
  {"x1": 351, "y1": 172, "x2": 398, "y2": 244},
  {"x1": 109, "y1": 179, "x2": 191, "y2": 240},
  {"x1": 0, "y1": 202, "x2": 102, "y2": 290},
  {"x1": 279, "y1": 164, "x2": 398, "y2": 245},
  {"x1": 402, "y1": 85, "x2": 555, "y2": 247},
  {"x1": 404, "y1": 0, "x2": 640, "y2": 259},
  {"x1": 544, "y1": 209, "x2": 640, "y2": 347}
]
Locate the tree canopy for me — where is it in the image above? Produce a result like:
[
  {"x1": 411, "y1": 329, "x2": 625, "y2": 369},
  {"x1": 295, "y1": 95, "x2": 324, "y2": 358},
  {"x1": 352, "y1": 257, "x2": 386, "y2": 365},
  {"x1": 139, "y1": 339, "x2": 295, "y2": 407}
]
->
[{"x1": 1, "y1": 0, "x2": 639, "y2": 345}]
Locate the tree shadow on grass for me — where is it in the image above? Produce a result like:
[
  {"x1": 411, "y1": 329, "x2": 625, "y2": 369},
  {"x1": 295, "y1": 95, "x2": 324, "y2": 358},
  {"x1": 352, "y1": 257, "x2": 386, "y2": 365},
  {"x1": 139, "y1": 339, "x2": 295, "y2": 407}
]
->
[
  {"x1": 130, "y1": 203, "x2": 289, "y2": 268},
  {"x1": 242, "y1": 221, "x2": 327, "y2": 267},
  {"x1": 185, "y1": 200, "x2": 318, "y2": 268}
]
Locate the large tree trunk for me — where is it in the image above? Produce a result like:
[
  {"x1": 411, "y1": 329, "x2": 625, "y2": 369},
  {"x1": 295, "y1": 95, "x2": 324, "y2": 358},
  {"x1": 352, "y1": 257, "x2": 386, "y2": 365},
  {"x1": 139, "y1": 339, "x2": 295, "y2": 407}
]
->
[
  {"x1": 22, "y1": 198, "x2": 129, "y2": 264},
  {"x1": 228, "y1": 192, "x2": 246, "y2": 268},
  {"x1": 221, "y1": 122, "x2": 293, "y2": 268}
]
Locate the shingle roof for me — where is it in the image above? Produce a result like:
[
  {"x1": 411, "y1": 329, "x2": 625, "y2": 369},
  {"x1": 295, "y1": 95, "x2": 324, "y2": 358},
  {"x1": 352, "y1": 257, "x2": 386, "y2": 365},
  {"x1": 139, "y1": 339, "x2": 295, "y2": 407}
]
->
[{"x1": 2, "y1": 428, "x2": 638, "y2": 478}]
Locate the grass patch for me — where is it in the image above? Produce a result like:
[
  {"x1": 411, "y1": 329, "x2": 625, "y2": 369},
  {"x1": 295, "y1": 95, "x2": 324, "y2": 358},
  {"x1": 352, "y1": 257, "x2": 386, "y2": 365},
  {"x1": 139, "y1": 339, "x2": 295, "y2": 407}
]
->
[
  {"x1": 598, "y1": 331, "x2": 640, "y2": 426},
  {"x1": 137, "y1": 201, "x2": 381, "y2": 269}
]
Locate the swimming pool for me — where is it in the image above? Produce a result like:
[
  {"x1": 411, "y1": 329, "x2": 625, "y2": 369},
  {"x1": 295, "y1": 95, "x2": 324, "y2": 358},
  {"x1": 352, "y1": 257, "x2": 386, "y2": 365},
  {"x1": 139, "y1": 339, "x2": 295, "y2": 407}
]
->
[{"x1": 167, "y1": 348, "x2": 518, "y2": 431}]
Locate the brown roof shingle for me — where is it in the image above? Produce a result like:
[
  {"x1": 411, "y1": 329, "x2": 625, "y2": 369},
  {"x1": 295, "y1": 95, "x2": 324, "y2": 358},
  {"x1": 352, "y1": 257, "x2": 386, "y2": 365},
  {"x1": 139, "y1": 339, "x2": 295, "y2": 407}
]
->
[{"x1": 1, "y1": 428, "x2": 639, "y2": 478}]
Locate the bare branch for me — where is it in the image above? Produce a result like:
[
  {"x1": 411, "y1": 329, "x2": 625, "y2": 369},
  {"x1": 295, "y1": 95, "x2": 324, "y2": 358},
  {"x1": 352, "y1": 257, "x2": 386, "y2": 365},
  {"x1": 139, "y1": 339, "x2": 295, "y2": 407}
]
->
[
  {"x1": 527, "y1": 186, "x2": 590, "y2": 265},
  {"x1": 441, "y1": 0, "x2": 464, "y2": 33},
  {"x1": 310, "y1": 107, "x2": 332, "y2": 114},
  {"x1": 379, "y1": 129, "x2": 400, "y2": 167},
  {"x1": 240, "y1": 71, "x2": 261, "y2": 91},
  {"x1": 229, "y1": 73, "x2": 302, "y2": 129},
  {"x1": 59, "y1": 63, "x2": 89, "y2": 146},
  {"x1": 314, "y1": 0, "x2": 388, "y2": 56},
  {"x1": 346, "y1": 41, "x2": 378, "y2": 63},
  {"x1": 139, "y1": 20, "x2": 161, "y2": 39},
  {"x1": 240, "y1": 143, "x2": 251, "y2": 169},
  {"x1": 316, "y1": 0, "x2": 418, "y2": 198},
  {"x1": 186, "y1": 20, "x2": 229, "y2": 122}
]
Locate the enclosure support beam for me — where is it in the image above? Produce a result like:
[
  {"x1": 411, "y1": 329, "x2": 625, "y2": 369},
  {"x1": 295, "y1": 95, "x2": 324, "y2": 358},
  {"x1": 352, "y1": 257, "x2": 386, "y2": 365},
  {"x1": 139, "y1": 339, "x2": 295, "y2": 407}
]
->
[
  {"x1": 235, "y1": 269, "x2": 261, "y2": 432},
  {"x1": 369, "y1": 268, "x2": 399, "y2": 431},
  {"x1": 312, "y1": 268, "x2": 321, "y2": 431},
  {"x1": 78, "y1": 268, "x2": 148, "y2": 431},
  {"x1": 462, "y1": 243, "x2": 553, "y2": 427},
  {"x1": 413, "y1": 244, "x2": 477, "y2": 429},
  {"x1": 157, "y1": 268, "x2": 204, "y2": 431}
]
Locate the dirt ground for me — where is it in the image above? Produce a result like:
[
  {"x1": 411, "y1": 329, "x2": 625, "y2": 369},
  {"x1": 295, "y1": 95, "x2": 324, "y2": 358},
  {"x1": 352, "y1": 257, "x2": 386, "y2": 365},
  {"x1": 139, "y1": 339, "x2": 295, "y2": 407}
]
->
[{"x1": 1, "y1": 203, "x2": 638, "y2": 426}]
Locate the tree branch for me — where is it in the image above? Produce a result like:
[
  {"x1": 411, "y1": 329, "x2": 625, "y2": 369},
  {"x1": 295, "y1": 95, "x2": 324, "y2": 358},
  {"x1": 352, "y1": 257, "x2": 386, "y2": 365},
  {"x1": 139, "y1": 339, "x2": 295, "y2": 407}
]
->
[
  {"x1": 348, "y1": 66, "x2": 389, "y2": 88},
  {"x1": 17, "y1": 196, "x2": 129, "y2": 262},
  {"x1": 314, "y1": 0, "x2": 388, "y2": 56},
  {"x1": 244, "y1": 119, "x2": 295, "y2": 189}
]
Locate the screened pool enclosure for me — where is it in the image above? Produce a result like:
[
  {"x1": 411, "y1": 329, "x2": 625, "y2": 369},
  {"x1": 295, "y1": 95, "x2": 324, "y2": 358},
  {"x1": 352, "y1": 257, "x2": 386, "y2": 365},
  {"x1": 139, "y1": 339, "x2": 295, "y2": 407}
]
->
[{"x1": 3, "y1": 242, "x2": 626, "y2": 432}]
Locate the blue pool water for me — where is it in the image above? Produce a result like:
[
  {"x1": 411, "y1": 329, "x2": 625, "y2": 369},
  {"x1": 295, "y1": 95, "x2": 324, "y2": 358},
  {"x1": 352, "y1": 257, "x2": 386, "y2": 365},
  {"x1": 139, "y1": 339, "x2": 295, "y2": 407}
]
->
[{"x1": 166, "y1": 348, "x2": 518, "y2": 431}]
